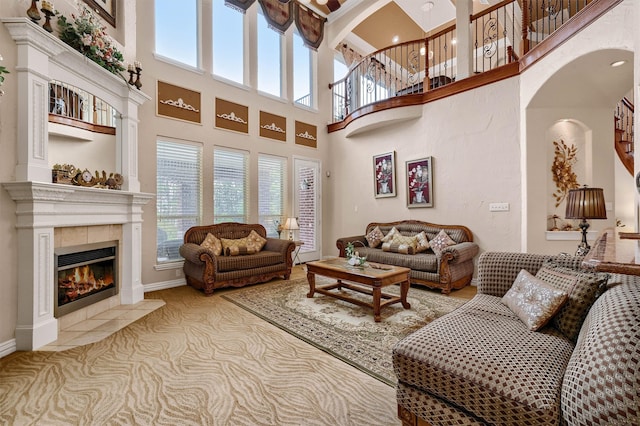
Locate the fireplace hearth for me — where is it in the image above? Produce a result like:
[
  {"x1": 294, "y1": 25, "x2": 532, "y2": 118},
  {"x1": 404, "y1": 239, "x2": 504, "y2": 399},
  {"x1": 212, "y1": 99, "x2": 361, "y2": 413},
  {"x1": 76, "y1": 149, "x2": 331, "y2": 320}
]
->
[{"x1": 55, "y1": 241, "x2": 118, "y2": 318}]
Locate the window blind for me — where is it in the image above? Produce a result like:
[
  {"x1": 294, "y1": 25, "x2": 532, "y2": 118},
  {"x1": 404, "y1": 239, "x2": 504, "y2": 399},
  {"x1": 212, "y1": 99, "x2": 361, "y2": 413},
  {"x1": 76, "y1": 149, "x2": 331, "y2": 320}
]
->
[
  {"x1": 214, "y1": 148, "x2": 249, "y2": 224},
  {"x1": 258, "y1": 154, "x2": 286, "y2": 238},
  {"x1": 156, "y1": 140, "x2": 202, "y2": 263}
]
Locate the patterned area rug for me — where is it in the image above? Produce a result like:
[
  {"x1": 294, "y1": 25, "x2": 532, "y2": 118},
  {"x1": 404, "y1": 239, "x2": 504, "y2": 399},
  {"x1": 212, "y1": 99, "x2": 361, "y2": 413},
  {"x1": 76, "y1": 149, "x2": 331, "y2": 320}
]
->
[{"x1": 223, "y1": 276, "x2": 468, "y2": 386}]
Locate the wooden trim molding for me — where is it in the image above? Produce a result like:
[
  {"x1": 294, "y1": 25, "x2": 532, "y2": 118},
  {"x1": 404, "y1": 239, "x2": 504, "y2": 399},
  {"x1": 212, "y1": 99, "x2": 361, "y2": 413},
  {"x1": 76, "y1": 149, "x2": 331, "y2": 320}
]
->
[
  {"x1": 48, "y1": 114, "x2": 116, "y2": 135},
  {"x1": 519, "y1": 0, "x2": 624, "y2": 72}
]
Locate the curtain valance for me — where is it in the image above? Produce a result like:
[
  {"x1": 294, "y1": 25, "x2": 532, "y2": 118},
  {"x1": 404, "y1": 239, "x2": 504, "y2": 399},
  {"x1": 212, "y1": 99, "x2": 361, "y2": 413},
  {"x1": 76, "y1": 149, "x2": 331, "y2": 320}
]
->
[
  {"x1": 294, "y1": 3, "x2": 326, "y2": 50},
  {"x1": 225, "y1": 0, "x2": 256, "y2": 13},
  {"x1": 257, "y1": 0, "x2": 294, "y2": 34}
]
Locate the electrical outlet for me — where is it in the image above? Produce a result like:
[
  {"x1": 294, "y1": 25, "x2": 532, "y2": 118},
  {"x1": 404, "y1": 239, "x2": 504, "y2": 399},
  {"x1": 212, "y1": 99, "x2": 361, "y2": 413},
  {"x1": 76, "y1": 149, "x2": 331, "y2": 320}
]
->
[{"x1": 489, "y1": 202, "x2": 510, "y2": 212}]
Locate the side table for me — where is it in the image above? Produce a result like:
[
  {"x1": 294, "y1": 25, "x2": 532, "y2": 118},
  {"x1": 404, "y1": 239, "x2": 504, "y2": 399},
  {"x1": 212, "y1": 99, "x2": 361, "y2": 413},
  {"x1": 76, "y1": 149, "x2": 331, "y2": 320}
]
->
[{"x1": 293, "y1": 241, "x2": 304, "y2": 265}]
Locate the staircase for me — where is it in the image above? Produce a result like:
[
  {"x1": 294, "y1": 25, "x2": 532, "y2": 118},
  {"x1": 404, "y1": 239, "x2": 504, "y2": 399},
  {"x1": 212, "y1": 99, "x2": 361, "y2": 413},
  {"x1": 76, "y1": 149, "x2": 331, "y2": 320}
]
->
[{"x1": 615, "y1": 97, "x2": 634, "y2": 175}]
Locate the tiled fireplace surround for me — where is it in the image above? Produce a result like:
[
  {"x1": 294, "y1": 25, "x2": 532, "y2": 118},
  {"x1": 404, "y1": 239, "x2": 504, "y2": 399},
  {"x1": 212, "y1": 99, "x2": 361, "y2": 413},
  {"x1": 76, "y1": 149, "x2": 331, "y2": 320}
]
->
[{"x1": 2, "y1": 19, "x2": 153, "y2": 350}]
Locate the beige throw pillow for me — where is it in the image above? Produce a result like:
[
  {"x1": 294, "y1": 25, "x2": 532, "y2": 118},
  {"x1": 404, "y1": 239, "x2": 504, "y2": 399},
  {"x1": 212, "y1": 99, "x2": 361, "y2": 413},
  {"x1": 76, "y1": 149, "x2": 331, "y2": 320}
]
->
[
  {"x1": 429, "y1": 229, "x2": 456, "y2": 256},
  {"x1": 535, "y1": 262, "x2": 608, "y2": 341},
  {"x1": 415, "y1": 231, "x2": 430, "y2": 253},
  {"x1": 200, "y1": 233, "x2": 222, "y2": 256},
  {"x1": 365, "y1": 226, "x2": 385, "y2": 248},
  {"x1": 502, "y1": 269, "x2": 569, "y2": 331},
  {"x1": 381, "y1": 234, "x2": 418, "y2": 255},
  {"x1": 381, "y1": 227, "x2": 399, "y2": 243},
  {"x1": 221, "y1": 231, "x2": 266, "y2": 256}
]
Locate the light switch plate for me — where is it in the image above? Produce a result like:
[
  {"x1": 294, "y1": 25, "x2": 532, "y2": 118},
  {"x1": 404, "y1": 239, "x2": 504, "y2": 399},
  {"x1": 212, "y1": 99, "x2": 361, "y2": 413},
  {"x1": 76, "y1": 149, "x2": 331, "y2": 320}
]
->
[{"x1": 489, "y1": 202, "x2": 510, "y2": 212}]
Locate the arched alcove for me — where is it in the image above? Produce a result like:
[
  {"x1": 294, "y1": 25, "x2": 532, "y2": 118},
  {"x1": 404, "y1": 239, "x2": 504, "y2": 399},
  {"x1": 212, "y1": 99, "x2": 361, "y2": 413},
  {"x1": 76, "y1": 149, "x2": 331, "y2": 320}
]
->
[{"x1": 524, "y1": 48, "x2": 633, "y2": 254}]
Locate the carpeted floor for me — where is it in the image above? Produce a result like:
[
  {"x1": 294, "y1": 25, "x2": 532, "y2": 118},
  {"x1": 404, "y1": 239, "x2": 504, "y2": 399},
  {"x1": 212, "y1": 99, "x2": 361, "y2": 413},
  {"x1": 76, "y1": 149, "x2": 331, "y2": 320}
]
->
[
  {"x1": 0, "y1": 270, "x2": 472, "y2": 425},
  {"x1": 223, "y1": 276, "x2": 467, "y2": 385}
]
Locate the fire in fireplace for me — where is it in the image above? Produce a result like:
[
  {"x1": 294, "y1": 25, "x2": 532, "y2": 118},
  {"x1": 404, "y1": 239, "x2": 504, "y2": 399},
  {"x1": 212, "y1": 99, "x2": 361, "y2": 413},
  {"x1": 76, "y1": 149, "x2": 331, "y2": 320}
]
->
[{"x1": 55, "y1": 241, "x2": 118, "y2": 317}]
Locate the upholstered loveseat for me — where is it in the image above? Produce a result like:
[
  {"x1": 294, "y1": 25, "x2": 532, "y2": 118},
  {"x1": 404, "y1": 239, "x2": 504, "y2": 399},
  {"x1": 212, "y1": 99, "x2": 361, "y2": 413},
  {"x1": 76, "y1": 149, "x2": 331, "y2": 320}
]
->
[
  {"x1": 336, "y1": 220, "x2": 479, "y2": 294},
  {"x1": 179, "y1": 223, "x2": 295, "y2": 296},
  {"x1": 393, "y1": 251, "x2": 640, "y2": 425}
]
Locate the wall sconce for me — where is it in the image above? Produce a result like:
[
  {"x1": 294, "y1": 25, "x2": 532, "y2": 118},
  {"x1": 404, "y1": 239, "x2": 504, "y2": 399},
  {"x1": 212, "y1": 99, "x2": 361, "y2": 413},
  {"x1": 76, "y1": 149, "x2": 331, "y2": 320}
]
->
[
  {"x1": 282, "y1": 217, "x2": 299, "y2": 240},
  {"x1": 565, "y1": 186, "x2": 607, "y2": 255}
]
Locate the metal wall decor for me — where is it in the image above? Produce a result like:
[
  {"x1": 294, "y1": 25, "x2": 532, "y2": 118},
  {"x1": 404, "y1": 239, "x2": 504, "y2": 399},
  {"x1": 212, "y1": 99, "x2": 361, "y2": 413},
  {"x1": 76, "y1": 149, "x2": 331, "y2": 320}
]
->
[
  {"x1": 215, "y1": 98, "x2": 249, "y2": 133},
  {"x1": 260, "y1": 111, "x2": 286, "y2": 142},
  {"x1": 156, "y1": 81, "x2": 201, "y2": 124},
  {"x1": 294, "y1": 120, "x2": 317, "y2": 148}
]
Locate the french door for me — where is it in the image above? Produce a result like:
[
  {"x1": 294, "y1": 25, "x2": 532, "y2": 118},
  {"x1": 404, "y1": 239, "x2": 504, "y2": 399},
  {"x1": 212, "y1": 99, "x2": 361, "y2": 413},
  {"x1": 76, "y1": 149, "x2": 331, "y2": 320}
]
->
[{"x1": 292, "y1": 157, "x2": 321, "y2": 263}]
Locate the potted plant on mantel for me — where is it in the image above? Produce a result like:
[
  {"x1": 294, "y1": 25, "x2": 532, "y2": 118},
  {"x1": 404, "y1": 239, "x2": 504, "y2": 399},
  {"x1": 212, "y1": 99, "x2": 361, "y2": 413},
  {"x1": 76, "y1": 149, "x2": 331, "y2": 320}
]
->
[{"x1": 56, "y1": 6, "x2": 125, "y2": 75}]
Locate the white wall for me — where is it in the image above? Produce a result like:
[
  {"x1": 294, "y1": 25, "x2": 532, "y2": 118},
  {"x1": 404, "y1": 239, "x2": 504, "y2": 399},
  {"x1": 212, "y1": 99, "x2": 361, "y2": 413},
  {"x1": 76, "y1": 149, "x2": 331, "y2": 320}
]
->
[{"x1": 326, "y1": 77, "x2": 523, "y2": 257}]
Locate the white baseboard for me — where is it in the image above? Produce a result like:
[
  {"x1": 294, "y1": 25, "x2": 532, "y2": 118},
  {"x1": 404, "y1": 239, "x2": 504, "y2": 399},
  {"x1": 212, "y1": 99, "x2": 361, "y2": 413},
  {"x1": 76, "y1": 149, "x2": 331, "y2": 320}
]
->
[
  {"x1": 0, "y1": 338, "x2": 17, "y2": 358},
  {"x1": 143, "y1": 278, "x2": 186, "y2": 293}
]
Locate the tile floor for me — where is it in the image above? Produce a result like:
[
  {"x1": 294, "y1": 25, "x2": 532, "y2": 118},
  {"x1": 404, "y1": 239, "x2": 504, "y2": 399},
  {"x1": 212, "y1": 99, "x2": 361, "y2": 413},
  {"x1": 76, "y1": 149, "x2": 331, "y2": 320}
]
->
[{"x1": 38, "y1": 299, "x2": 165, "y2": 351}]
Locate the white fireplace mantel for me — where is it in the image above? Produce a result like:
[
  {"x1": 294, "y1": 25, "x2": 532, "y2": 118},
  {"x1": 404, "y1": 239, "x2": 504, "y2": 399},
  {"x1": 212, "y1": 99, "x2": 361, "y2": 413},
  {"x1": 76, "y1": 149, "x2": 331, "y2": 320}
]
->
[{"x1": 2, "y1": 19, "x2": 153, "y2": 350}]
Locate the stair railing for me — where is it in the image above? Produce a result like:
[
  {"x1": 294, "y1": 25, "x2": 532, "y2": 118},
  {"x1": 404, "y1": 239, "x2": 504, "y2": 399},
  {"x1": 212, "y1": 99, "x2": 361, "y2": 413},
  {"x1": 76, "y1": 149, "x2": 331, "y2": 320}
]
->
[
  {"x1": 471, "y1": 0, "x2": 521, "y2": 74},
  {"x1": 614, "y1": 97, "x2": 634, "y2": 174}
]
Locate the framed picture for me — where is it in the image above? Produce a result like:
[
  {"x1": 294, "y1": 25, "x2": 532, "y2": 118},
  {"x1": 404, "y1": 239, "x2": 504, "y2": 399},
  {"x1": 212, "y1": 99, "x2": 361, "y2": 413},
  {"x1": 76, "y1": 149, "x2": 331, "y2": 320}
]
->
[
  {"x1": 406, "y1": 157, "x2": 433, "y2": 208},
  {"x1": 83, "y1": 0, "x2": 116, "y2": 27},
  {"x1": 373, "y1": 152, "x2": 396, "y2": 198}
]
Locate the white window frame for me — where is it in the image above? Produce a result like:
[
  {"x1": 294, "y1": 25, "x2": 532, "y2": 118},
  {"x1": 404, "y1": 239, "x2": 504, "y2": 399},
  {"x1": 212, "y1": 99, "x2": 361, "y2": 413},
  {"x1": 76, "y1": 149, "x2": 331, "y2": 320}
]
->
[
  {"x1": 258, "y1": 154, "x2": 287, "y2": 238},
  {"x1": 213, "y1": 147, "x2": 249, "y2": 224}
]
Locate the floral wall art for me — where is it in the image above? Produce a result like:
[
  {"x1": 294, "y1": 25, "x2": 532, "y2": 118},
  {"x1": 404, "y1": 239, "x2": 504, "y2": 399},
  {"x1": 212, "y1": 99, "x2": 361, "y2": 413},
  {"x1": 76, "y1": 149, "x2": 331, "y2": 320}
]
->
[
  {"x1": 551, "y1": 139, "x2": 580, "y2": 208},
  {"x1": 406, "y1": 157, "x2": 433, "y2": 208},
  {"x1": 373, "y1": 152, "x2": 396, "y2": 198}
]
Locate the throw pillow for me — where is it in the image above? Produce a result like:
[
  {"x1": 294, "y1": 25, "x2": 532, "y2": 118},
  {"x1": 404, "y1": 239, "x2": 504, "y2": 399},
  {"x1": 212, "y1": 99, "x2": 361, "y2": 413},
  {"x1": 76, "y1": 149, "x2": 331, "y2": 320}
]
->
[
  {"x1": 502, "y1": 269, "x2": 569, "y2": 331},
  {"x1": 365, "y1": 226, "x2": 385, "y2": 248},
  {"x1": 225, "y1": 245, "x2": 259, "y2": 256},
  {"x1": 430, "y1": 229, "x2": 456, "y2": 256},
  {"x1": 200, "y1": 233, "x2": 222, "y2": 256},
  {"x1": 415, "y1": 231, "x2": 430, "y2": 253},
  {"x1": 381, "y1": 227, "x2": 399, "y2": 243},
  {"x1": 381, "y1": 241, "x2": 416, "y2": 255},
  {"x1": 535, "y1": 262, "x2": 609, "y2": 341},
  {"x1": 247, "y1": 229, "x2": 267, "y2": 251}
]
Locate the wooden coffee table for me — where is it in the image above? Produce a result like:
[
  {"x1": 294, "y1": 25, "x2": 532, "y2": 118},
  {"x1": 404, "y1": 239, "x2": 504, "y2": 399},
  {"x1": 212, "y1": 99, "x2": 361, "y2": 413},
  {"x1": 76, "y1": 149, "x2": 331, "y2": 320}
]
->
[{"x1": 306, "y1": 258, "x2": 411, "y2": 322}]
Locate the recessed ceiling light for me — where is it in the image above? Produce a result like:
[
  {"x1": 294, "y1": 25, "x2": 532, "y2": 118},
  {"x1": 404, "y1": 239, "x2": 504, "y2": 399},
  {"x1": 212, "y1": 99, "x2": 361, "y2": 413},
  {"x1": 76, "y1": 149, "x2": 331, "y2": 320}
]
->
[
  {"x1": 421, "y1": 1, "x2": 434, "y2": 12},
  {"x1": 392, "y1": 35, "x2": 400, "y2": 43},
  {"x1": 316, "y1": 0, "x2": 328, "y2": 5},
  {"x1": 610, "y1": 60, "x2": 626, "y2": 67}
]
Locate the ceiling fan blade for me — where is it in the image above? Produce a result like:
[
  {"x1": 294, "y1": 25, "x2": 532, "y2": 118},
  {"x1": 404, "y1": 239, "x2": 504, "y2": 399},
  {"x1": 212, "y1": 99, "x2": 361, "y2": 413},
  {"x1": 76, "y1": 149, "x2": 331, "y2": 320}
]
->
[{"x1": 327, "y1": 0, "x2": 341, "y2": 12}]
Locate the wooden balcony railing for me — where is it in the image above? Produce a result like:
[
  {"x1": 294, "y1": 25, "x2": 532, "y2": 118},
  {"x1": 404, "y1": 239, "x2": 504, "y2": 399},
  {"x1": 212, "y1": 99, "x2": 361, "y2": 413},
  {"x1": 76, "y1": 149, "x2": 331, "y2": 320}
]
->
[
  {"x1": 615, "y1": 97, "x2": 634, "y2": 175},
  {"x1": 330, "y1": 0, "x2": 604, "y2": 127},
  {"x1": 48, "y1": 80, "x2": 117, "y2": 134}
]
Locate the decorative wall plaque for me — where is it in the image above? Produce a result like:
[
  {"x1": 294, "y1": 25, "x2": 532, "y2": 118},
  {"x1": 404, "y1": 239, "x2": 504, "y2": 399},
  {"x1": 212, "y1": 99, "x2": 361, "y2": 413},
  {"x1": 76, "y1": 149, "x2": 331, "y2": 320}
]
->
[
  {"x1": 157, "y1": 81, "x2": 201, "y2": 124},
  {"x1": 294, "y1": 120, "x2": 317, "y2": 148},
  {"x1": 260, "y1": 111, "x2": 286, "y2": 142},
  {"x1": 215, "y1": 98, "x2": 249, "y2": 133}
]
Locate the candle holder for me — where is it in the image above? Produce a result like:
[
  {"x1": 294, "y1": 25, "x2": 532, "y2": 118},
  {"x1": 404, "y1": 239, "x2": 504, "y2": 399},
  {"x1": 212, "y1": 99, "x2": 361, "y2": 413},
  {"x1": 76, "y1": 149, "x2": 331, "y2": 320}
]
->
[
  {"x1": 27, "y1": 0, "x2": 41, "y2": 23},
  {"x1": 41, "y1": 8, "x2": 55, "y2": 33},
  {"x1": 127, "y1": 64, "x2": 142, "y2": 90}
]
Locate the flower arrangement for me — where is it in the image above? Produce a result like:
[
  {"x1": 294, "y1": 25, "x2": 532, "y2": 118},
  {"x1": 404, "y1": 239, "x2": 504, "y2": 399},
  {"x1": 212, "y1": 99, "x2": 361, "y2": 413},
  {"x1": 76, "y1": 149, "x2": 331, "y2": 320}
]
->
[
  {"x1": 408, "y1": 165, "x2": 428, "y2": 192},
  {"x1": 57, "y1": 7, "x2": 125, "y2": 75},
  {"x1": 345, "y1": 242, "x2": 367, "y2": 267},
  {"x1": 551, "y1": 139, "x2": 579, "y2": 208},
  {"x1": 376, "y1": 158, "x2": 392, "y2": 184}
]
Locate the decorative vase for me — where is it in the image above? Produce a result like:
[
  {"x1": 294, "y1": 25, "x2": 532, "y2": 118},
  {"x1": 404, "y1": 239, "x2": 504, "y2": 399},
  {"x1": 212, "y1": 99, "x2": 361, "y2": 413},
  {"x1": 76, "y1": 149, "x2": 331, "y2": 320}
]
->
[
  {"x1": 380, "y1": 181, "x2": 389, "y2": 194},
  {"x1": 27, "y1": 0, "x2": 41, "y2": 22},
  {"x1": 413, "y1": 190, "x2": 424, "y2": 203}
]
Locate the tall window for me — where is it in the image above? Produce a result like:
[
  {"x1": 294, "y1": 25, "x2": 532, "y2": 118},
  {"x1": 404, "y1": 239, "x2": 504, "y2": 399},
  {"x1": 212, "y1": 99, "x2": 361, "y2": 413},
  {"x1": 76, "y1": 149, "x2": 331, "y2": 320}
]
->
[
  {"x1": 257, "y1": 11, "x2": 282, "y2": 97},
  {"x1": 156, "y1": 140, "x2": 202, "y2": 263},
  {"x1": 258, "y1": 155, "x2": 286, "y2": 238},
  {"x1": 213, "y1": 148, "x2": 249, "y2": 223},
  {"x1": 213, "y1": 0, "x2": 244, "y2": 84},
  {"x1": 155, "y1": 0, "x2": 198, "y2": 67},
  {"x1": 293, "y1": 31, "x2": 312, "y2": 107}
]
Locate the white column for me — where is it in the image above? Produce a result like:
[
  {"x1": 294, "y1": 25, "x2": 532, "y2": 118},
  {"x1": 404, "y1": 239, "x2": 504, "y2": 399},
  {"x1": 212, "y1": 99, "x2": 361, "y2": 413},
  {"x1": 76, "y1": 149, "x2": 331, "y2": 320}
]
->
[{"x1": 455, "y1": 0, "x2": 473, "y2": 80}]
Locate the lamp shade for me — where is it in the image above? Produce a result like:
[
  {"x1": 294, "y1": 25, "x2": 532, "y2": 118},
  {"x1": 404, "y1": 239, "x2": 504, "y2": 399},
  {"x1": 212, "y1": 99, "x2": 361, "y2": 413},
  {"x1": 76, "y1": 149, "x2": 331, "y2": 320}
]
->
[
  {"x1": 283, "y1": 217, "x2": 299, "y2": 230},
  {"x1": 565, "y1": 187, "x2": 607, "y2": 220}
]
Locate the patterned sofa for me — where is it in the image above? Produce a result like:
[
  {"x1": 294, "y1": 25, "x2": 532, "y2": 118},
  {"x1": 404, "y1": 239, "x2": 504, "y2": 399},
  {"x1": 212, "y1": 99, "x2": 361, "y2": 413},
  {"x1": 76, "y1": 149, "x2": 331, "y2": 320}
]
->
[
  {"x1": 336, "y1": 220, "x2": 479, "y2": 294},
  {"x1": 179, "y1": 223, "x2": 295, "y2": 296},
  {"x1": 393, "y1": 251, "x2": 640, "y2": 425}
]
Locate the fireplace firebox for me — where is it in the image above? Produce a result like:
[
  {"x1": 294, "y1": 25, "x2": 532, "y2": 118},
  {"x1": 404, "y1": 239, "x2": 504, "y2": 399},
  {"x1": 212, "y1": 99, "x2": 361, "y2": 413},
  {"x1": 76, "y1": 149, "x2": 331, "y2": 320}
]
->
[{"x1": 54, "y1": 241, "x2": 118, "y2": 318}]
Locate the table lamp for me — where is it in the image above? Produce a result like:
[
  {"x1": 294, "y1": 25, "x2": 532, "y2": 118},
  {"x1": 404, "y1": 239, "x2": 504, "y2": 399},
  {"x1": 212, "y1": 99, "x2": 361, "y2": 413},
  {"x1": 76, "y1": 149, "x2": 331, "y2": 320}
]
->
[
  {"x1": 565, "y1": 186, "x2": 607, "y2": 255},
  {"x1": 283, "y1": 217, "x2": 299, "y2": 240}
]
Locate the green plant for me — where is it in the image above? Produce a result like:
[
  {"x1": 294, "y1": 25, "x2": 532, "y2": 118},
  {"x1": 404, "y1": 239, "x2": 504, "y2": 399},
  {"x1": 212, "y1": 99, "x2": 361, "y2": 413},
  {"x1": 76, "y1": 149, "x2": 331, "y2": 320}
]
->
[
  {"x1": 0, "y1": 54, "x2": 9, "y2": 86},
  {"x1": 345, "y1": 242, "x2": 366, "y2": 267},
  {"x1": 57, "y1": 7, "x2": 125, "y2": 75}
]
